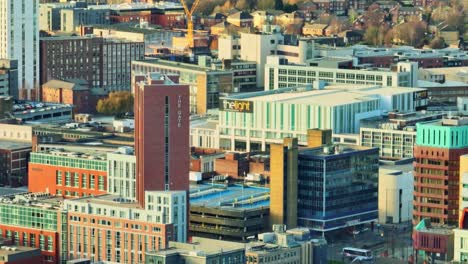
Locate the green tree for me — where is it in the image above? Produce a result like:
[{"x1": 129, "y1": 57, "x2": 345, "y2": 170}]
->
[
  {"x1": 275, "y1": 0, "x2": 284, "y2": 10},
  {"x1": 96, "y1": 91, "x2": 134, "y2": 116}
]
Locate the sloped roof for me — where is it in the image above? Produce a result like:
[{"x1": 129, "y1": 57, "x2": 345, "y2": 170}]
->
[
  {"x1": 228, "y1": 11, "x2": 253, "y2": 20},
  {"x1": 43, "y1": 79, "x2": 89, "y2": 91}
]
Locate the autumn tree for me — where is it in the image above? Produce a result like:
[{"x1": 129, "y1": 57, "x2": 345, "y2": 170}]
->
[
  {"x1": 429, "y1": 37, "x2": 446, "y2": 48},
  {"x1": 257, "y1": 0, "x2": 275, "y2": 10},
  {"x1": 394, "y1": 21, "x2": 427, "y2": 47},
  {"x1": 96, "y1": 91, "x2": 134, "y2": 116}
]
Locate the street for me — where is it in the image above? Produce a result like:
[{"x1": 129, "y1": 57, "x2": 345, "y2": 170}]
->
[{"x1": 327, "y1": 223, "x2": 413, "y2": 264}]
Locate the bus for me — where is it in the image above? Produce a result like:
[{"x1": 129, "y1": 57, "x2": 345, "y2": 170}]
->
[{"x1": 342, "y1": 247, "x2": 373, "y2": 262}]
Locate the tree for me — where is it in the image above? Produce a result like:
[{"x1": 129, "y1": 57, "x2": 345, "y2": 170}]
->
[
  {"x1": 257, "y1": 0, "x2": 275, "y2": 10},
  {"x1": 348, "y1": 8, "x2": 358, "y2": 23},
  {"x1": 428, "y1": 37, "x2": 446, "y2": 48},
  {"x1": 283, "y1": 3, "x2": 298, "y2": 12},
  {"x1": 394, "y1": 21, "x2": 427, "y2": 47},
  {"x1": 275, "y1": 0, "x2": 284, "y2": 10},
  {"x1": 96, "y1": 91, "x2": 134, "y2": 116},
  {"x1": 364, "y1": 26, "x2": 380, "y2": 46}
]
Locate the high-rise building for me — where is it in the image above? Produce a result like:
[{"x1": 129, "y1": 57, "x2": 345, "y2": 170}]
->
[
  {"x1": 0, "y1": 0, "x2": 39, "y2": 99},
  {"x1": 413, "y1": 116, "x2": 468, "y2": 226},
  {"x1": 40, "y1": 36, "x2": 145, "y2": 94},
  {"x1": 134, "y1": 73, "x2": 189, "y2": 205},
  {"x1": 0, "y1": 59, "x2": 18, "y2": 97},
  {"x1": 270, "y1": 138, "x2": 298, "y2": 228},
  {"x1": 297, "y1": 144, "x2": 379, "y2": 235}
]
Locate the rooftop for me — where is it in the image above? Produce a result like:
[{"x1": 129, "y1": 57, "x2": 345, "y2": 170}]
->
[
  {"x1": 299, "y1": 144, "x2": 376, "y2": 157},
  {"x1": 0, "y1": 140, "x2": 31, "y2": 150},
  {"x1": 151, "y1": 237, "x2": 245, "y2": 257},
  {"x1": 190, "y1": 184, "x2": 269, "y2": 210},
  {"x1": 33, "y1": 148, "x2": 107, "y2": 161},
  {"x1": 360, "y1": 111, "x2": 445, "y2": 130},
  {"x1": 0, "y1": 192, "x2": 66, "y2": 210},
  {"x1": 223, "y1": 84, "x2": 426, "y2": 107},
  {"x1": 133, "y1": 59, "x2": 226, "y2": 73},
  {"x1": 68, "y1": 194, "x2": 142, "y2": 209}
]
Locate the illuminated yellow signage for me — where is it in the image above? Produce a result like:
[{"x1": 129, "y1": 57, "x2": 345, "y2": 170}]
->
[{"x1": 220, "y1": 99, "x2": 253, "y2": 113}]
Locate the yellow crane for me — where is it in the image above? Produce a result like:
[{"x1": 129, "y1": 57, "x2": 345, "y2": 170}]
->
[{"x1": 180, "y1": 0, "x2": 201, "y2": 48}]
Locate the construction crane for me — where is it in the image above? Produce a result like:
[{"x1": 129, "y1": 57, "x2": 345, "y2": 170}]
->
[{"x1": 180, "y1": 0, "x2": 201, "y2": 48}]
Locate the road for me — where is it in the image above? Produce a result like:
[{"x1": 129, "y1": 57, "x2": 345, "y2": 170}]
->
[{"x1": 326, "y1": 223, "x2": 413, "y2": 264}]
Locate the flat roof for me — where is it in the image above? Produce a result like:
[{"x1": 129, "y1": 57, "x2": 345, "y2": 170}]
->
[
  {"x1": 229, "y1": 85, "x2": 426, "y2": 107},
  {"x1": 0, "y1": 140, "x2": 31, "y2": 150},
  {"x1": 190, "y1": 184, "x2": 269, "y2": 210},
  {"x1": 0, "y1": 246, "x2": 40, "y2": 257},
  {"x1": 133, "y1": 59, "x2": 226, "y2": 73},
  {"x1": 299, "y1": 144, "x2": 375, "y2": 157},
  {"x1": 68, "y1": 194, "x2": 142, "y2": 209},
  {"x1": 149, "y1": 237, "x2": 244, "y2": 257}
]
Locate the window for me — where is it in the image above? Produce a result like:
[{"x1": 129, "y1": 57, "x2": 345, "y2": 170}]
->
[
  {"x1": 74, "y1": 173, "x2": 79, "y2": 187},
  {"x1": 90, "y1": 175, "x2": 95, "y2": 189},
  {"x1": 82, "y1": 174, "x2": 87, "y2": 188},
  {"x1": 56, "y1": 171, "x2": 62, "y2": 185},
  {"x1": 98, "y1": 176, "x2": 105, "y2": 191},
  {"x1": 65, "y1": 172, "x2": 71, "y2": 186}
]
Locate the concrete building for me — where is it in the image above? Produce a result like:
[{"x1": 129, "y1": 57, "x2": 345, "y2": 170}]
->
[
  {"x1": 132, "y1": 59, "x2": 234, "y2": 114},
  {"x1": 190, "y1": 117, "x2": 219, "y2": 149},
  {"x1": 28, "y1": 149, "x2": 108, "y2": 198},
  {"x1": 145, "y1": 237, "x2": 245, "y2": 264},
  {"x1": 360, "y1": 111, "x2": 445, "y2": 160},
  {"x1": 218, "y1": 84, "x2": 428, "y2": 152},
  {"x1": 189, "y1": 184, "x2": 269, "y2": 241},
  {"x1": 265, "y1": 56, "x2": 419, "y2": 90},
  {"x1": 60, "y1": 8, "x2": 110, "y2": 32},
  {"x1": 220, "y1": 33, "x2": 315, "y2": 88},
  {"x1": 0, "y1": 0, "x2": 39, "y2": 100},
  {"x1": 0, "y1": 60, "x2": 18, "y2": 98},
  {"x1": 0, "y1": 141, "x2": 31, "y2": 187},
  {"x1": 297, "y1": 144, "x2": 379, "y2": 235},
  {"x1": 106, "y1": 147, "x2": 136, "y2": 201},
  {"x1": 459, "y1": 97, "x2": 468, "y2": 115},
  {"x1": 64, "y1": 191, "x2": 187, "y2": 263},
  {"x1": 413, "y1": 116, "x2": 468, "y2": 226},
  {"x1": 13, "y1": 103, "x2": 73, "y2": 124},
  {"x1": 40, "y1": 36, "x2": 145, "y2": 94},
  {"x1": 246, "y1": 225, "x2": 327, "y2": 264},
  {"x1": 378, "y1": 168, "x2": 413, "y2": 224},
  {"x1": 269, "y1": 138, "x2": 298, "y2": 229}
]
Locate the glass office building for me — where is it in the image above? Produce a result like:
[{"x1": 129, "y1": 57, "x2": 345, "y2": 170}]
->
[{"x1": 297, "y1": 145, "x2": 379, "y2": 235}]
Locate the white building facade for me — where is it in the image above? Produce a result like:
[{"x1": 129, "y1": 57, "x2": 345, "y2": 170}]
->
[
  {"x1": 218, "y1": 84, "x2": 427, "y2": 152},
  {"x1": 265, "y1": 56, "x2": 419, "y2": 90},
  {"x1": 378, "y1": 168, "x2": 413, "y2": 224},
  {"x1": 0, "y1": 0, "x2": 39, "y2": 99}
]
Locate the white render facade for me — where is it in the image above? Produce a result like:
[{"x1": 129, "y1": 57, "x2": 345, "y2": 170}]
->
[
  {"x1": 265, "y1": 56, "x2": 419, "y2": 90},
  {"x1": 218, "y1": 84, "x2": 427, "y2": 152},
  {"x1": 0, "y1": 0, "x2": 39, "y2": 99},
  {"x1": 107, "y1": 150, "x2": 137, "y2": 202},
  {"x1": 361, "y1": 127, "x2": 416, "y2": 159}
]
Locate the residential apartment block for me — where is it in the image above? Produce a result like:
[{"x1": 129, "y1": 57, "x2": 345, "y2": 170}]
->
[
  {"x1": 0, "y1": 0, "x2": 39, "y2": 99},
  {"x1": 40, "y1": 36, "x2": 145, "y2": 94}
]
